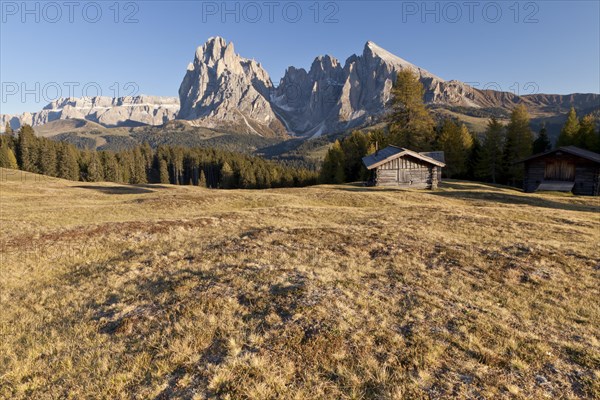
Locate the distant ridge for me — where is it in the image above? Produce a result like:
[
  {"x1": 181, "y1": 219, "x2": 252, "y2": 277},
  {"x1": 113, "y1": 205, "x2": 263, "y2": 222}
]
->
[{"x1": 2, "y1": 37, "x2": 599, "y2": 138}]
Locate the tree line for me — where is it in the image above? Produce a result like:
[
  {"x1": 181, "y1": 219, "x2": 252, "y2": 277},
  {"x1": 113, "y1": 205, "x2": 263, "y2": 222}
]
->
[
  {"x1": 320, "y1": 70, "x2": 600, "y2": 186},
  {"x1": 0, "y1": 124, "x2": 317, "y2": 189}
]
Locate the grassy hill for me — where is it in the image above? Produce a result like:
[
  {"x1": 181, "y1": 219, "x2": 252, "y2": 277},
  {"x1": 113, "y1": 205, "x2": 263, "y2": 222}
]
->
[{"x1": 1, "y1": 169, "x2": 598, "y2": 399}]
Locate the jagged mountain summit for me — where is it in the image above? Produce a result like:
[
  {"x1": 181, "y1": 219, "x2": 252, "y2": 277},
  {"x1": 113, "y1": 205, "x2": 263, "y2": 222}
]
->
[
  {"x1": 274, "y1": 40, "x2": 453, "y2": 136},
  {"x1": 2, "y1": 37, "x2": 598, "y2": 139},
  {"x1": 178, "y1": 38, "x2": 480, "y2": 138},
  {"x1": 173, "y1": 37, "x2": 600, "y2": 138},
  {"x1": 178, "y1": 37, "x2": 287, "y2": 137}
]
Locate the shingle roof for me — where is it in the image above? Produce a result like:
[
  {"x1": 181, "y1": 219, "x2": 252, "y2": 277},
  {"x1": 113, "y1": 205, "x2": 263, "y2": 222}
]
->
[
  {"x1": 519, "y1": 146, "x2": 600, "y2": 164},
  {"x1": 362, "y1": 146, "x2": 446, "y2": 170},
  {"x1": 420, "y1": 151, "x2": 445, "y2": 164}
]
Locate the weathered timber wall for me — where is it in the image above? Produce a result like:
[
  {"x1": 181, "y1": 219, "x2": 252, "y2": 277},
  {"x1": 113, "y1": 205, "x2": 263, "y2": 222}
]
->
[
  {"x1": 524, "y1": 154, "x2": 600, "y2": 196},
  {"x1": 375, "y1": 155, "x2": 435, "y2": 189}
]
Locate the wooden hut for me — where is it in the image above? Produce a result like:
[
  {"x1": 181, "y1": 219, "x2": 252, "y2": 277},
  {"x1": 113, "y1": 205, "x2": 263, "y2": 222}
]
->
[
  {"x1": 520, "y1": 146, "x2": 600, "y2": 196},
  {"x1": 362, "y1": 146, "x2": 446, "y2": 189}
]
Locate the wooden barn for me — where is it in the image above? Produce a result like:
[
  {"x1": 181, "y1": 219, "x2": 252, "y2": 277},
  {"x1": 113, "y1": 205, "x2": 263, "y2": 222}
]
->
[
  {"x1": 520, "y1": 146, "x2": 600, "y2": 196},
  {"x1": 362, "y1": 146, "x2": 446, "y2": 189}
]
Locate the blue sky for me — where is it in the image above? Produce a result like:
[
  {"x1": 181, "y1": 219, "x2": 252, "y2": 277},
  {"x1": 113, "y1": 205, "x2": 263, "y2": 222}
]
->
[{"x1": 1, "y1": 0, "x2": 599, "y2": 114}]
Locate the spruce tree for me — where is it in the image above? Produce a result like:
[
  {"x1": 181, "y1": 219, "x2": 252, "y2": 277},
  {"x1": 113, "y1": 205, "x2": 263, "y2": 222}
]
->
[
  {"x1": 17, "y1": 125, "x2": 38, "y2": 173},
  {"x1": 140, "y1": 142, "x2": 153, "y2": 169},
  {"x1": 557, "y1": 107, "x2": 579, "y2": 147},
  {"x1": 86, "y1": 151, "x2": 104, "y2": 182},
  {"x1": 476, "y1": 117, "x2": 505, "y2": 183},
  {"x1": 170, "y1": 148, "x2": 184, "y2": 185},
  {"x1": 388, "y1": 69, "x2": 436, "y2": 151},
  {"x1": 159, "y1": 159, "x2": 170, "y2": 184},
  {"x1": 503, "y1": 105, "x2": 533, "y2": 185},
  {"x1": 5, "y1": 122, "x2": 13, "y2": 136},
  {"x1": 131, "y1": 147, "x2": 147, "y2": 184},
  {"x1": 532, "y1": 125, "x2": 552, "y2": 154},
  {"x1": 116, "y1": 152, "x2": 133, "y2": 183},
  {"x1": 56, "y1": 143, "x2": 80, "y2": 181},
  {"x1": 37, "y1": 140, "x2": 57, "y2": 177},
  {"x1": 101, "y1": 151, "x2": 119, "y2": 182},
  {"x1": 198, "y1": 169, "x2": 207, "y2": 188}
]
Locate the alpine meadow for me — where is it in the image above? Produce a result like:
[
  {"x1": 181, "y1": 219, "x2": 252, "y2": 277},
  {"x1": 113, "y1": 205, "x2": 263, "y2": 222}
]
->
[{"x1": 1, "y1": 1, "x2": 599, "y2": 399}]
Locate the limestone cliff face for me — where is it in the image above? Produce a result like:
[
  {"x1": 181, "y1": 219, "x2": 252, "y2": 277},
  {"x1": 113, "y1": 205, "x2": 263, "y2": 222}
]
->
[
  {"x1": 177, "y1": 37, "x2": 286, "y2": 138},
  {"x1": 272, "y1": 55, "x2": 344, "y2": 136},
  {"x1": 273, "y1": 41, "x2": 492, "y2": 137},
  {"x1": 3, "y1": 37, "x2": 598, "y2": 138},
  {"x1": 1, "y1": 96, "x2": 179, "y2": 132}
]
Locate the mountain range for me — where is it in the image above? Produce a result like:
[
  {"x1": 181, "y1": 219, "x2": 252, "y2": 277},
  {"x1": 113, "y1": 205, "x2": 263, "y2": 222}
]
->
[{"x1": 2, "y1": 37, "x2": 599, "y2": 143}]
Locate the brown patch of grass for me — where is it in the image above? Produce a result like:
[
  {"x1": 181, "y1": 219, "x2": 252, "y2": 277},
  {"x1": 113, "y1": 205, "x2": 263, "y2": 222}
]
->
[{"x1": 1, "y1": 169, "x2": 599, "y2": 398}]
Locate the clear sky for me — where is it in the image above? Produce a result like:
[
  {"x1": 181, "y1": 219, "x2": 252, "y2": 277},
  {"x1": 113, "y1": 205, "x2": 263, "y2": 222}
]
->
[{"x1": 1, "y1": 0, "x2": 599, "y2": 114}]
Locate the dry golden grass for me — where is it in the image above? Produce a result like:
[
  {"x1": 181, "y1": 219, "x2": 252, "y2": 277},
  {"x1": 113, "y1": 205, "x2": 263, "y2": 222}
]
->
[{"x1": 0, "y1": 168, "x2": 599, "y2": 399}]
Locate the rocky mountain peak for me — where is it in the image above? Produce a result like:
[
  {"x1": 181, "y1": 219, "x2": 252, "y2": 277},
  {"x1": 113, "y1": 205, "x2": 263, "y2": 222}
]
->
[
  {"x1": 361, "y1": 41, "x2": 441, "y2": 81},
  {"x1": 364, "y1": 41, "x2": 397, "y2": 59},
  {"x1": 193, "y1": 36, "x2": 235, "y2": 67},
  {"x1": 308, "y1": 55, "x2": 342, "y2": 80},
  {"x1": 3, "y1": 37, "x2": 597, "y2": 140},
  {"x1": 310, "y1": 55, "x2": 340, "y2": 71},
  {"x1": 178, "y1": 37, "x2": 286, "y2": 137}
]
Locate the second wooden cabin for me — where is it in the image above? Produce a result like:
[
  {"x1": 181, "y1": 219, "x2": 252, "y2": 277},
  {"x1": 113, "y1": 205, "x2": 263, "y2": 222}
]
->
[
  {"x1": 519, "y1": 146, "x2": 600, "y2": 196},
  {"x1": 362, "y1": 146, "x2": 446, "y2": 189}
]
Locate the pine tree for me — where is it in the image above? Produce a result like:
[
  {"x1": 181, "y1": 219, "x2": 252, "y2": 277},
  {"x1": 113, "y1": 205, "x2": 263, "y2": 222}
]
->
[
  {"x1": 388, "y1": 69, "x2": 436, "y2": 151},
  {"x1": 575, "y1": 114, "x2": 598, "y2": 151},
  {"x1": 170, "y1": 148, "x2": 184, "y2": 185},
  {"x1": 131, "y1": 147, "x2": 147, "y2": 184},
  {"x1": 532, "y1": 125, "x2": 552, "y2": 154},
  {"x1": 116, "y1": 152, "x2": 132, "y2": 183},
  {"x1": 557, "y1": 107, "x2": 579, "y2": 147},
  {"x1": 86, "y1": 151, "x2": 104, "y2": 182},
  {"x1": 438, "y1": 120, "x2": 473, "y2": 178},
  {"x1": 503, "y1": 105, "x2": 533, "y2": 185},
  {"x1": 140, "y1": 142, "x2": 153, "y2": 169},
  {"x1": 0, "y1": 145, "x2": 18, "y2": 169},
  {"x1": 100, "y1": 151, "x2": 119, "y2": 182},
  {"x1": 17, "y1": 125, "x2": 38, "y2": 173},
  {"x1": 37, "y1": 140, "x2": 57, "y2": 177},
  {"x1": 198, "y1": 169, "x2": 207, "y2": 188},
  {"x1": 159, "y1": 159, "x2": 170, "y2": 184},
  {"x1": 56, "y1": 143, "x2": 80, "y2": 181},
  {"x1": 476, "y1": 117, "x2": 505, "y2": 183}
]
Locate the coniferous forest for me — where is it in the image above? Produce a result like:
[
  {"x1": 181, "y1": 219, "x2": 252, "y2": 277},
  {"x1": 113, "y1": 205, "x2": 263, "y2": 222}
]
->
[
  {"x1": 319, "y1": 71, "x2": 600, "y2": 186},
  {"x1": 1, "y1": 72, "x2": 598, "y2": 190},
  {"x1": 0, "y1": 124, "x2": 317, "y2": 189}
]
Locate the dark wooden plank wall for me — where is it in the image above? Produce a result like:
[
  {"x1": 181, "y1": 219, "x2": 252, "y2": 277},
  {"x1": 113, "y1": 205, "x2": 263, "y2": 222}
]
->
[
  {"x1": 524, "y1": 155, "x2": 600, "y2": 196},
  {"x1": 376, "y1": 155, "x2": 436, "y2": 189},
  {"x1": 524, "y1": 159, "x2": 546, "y2": 193},
  {"x1": 573, "y1": 165, "x2": 600, "y2": 196}
]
